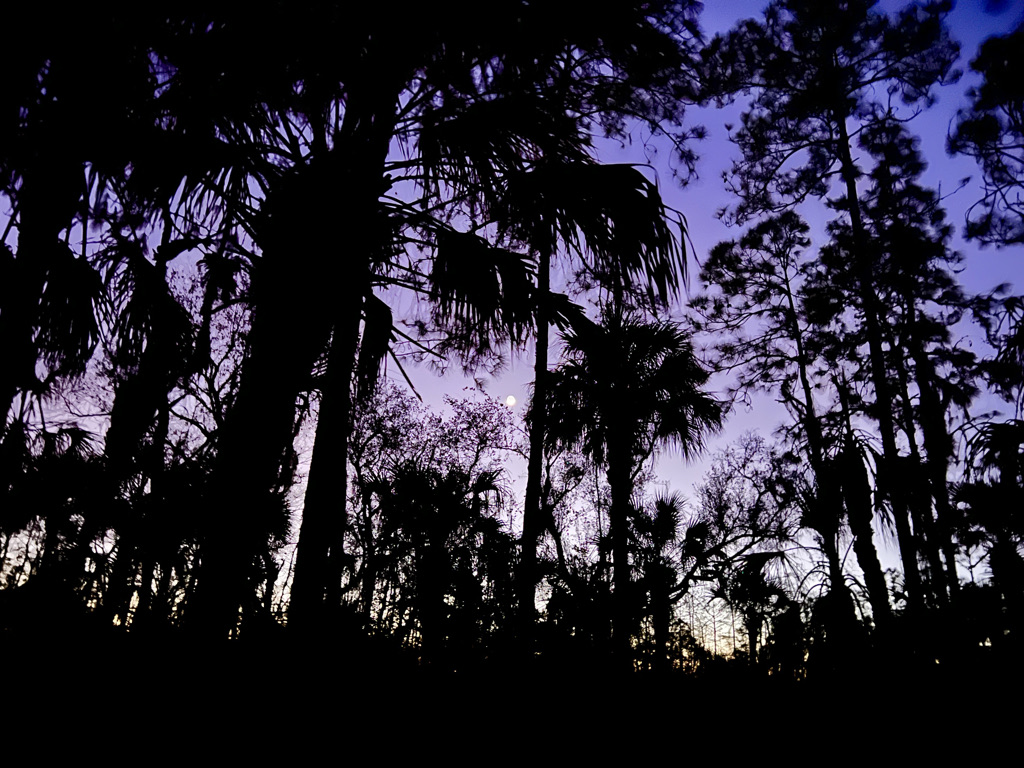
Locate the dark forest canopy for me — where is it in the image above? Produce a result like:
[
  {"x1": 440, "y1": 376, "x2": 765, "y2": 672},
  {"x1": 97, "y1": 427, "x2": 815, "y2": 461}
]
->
[{"x1": 1, "y1": 1, "x2": 1023, "y2": 684}]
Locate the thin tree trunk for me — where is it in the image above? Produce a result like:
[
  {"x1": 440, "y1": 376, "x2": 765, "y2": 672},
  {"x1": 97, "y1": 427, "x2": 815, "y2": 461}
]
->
[
  {"x1": 518, "y1": 248, "x2": 550, "y2": 650},
  {"x1": 133, "y1": 398, "x2": 171, "y2": 629},
  {"x1": 783, "y1": 278, "x2": 870, "y2": 638},
  {"x1": 835, "y1": 113, "x2": 923, "y2": 616},
  {"x1": 889, "y1": 320, "x2": 948, "y2": 608},
  {"x1": 651, "y1": 562, "x2": 671, "y2": 672},
  {"x1": 910, "y1": 338, "x2": 961, "y2": 603},
  {"x1": 607, "y1": 430, "x2": 635, "y2": 667}
]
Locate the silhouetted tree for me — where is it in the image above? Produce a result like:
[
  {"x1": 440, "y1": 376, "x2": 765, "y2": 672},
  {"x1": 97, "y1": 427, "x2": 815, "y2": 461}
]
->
[
  {"x1": 956, "y1": 420, "x2": 1024, "y2": 648},
  {"x1": 0, "y1": 8, "x2": 172, "y2": 424},
  {"x1": 713, "y1": 551, "x2": 792, "y2": 672},
  {"x1": 164, "y1": 1, "x2": 708, "y2": 637},
  {"x1": 949, "y1": 21, "x2": 1024, "y2": 246},
  {"x1": 683, "y1": 436, "x2": 804, "y2": 664},
  {"x1": 809, "y1": 118, "x2": 981, "y2": 612},
  {"x1": 694, "y1": 212, "x2": 883, "y2": 634},
  {"x1": 543, "y1": 316, "x2": 720, "y2": 662},
  {"x1": 495, "y1": 161, "x2": 688, "y2": 646},
  {"x1": 633, "y1": 492, "x2": 686, "y2": 671},
  {"x1": 345, "y1": 384, "x2": 520, "y2": 665},
  {"x1": 707, "y1": 0, "x2": 959, "y2": 618}
]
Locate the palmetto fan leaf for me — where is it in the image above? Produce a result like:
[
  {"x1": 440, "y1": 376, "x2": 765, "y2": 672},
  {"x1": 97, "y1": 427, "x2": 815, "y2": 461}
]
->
[
  {"x1": 99, "y1": 238, "x2": 194, "y2": 372},
  {"x1": 547, "y1": 292, "x2": 589, "y2": 333},
  {"x1": 544, "y1": 317, "x2": 721, "y2": 467},
  {"x1": 429, "y1": 229, "x2": 537, "y2": 361},
  {"x1": 416, "y1": 91, "x2": 592, "y2": 204},
  {"x1": 33, "y1": 244, "x2": 103, "y2": 383},
  {"x1": 499, "y1": 163, "x2": 686, "y2": 306},
  {"x1": 967, "y1": 420, "x2": 1024, "y2": 483},
  {"x1": 651, "y1": 491, "x2": 686, "y2": 548}
]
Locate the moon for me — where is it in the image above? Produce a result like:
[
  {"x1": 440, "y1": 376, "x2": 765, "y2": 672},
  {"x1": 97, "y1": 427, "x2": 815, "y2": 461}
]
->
[{"x1": 505, "y1": 395, "x2": 517, "y2": 407}]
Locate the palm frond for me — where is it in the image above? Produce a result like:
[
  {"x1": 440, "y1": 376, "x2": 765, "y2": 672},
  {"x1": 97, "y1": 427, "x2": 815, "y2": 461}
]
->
[
  {"x1": 545, "y1": 317, "x2": 722, "y2": 467},
  {"x1": 547, "y1": 292, "x2": 590, "y2": 334},
  {"x1": 652, "y1": 491, "x2": 686, "y2": 548},
  {"x1": 500, "y1": 163, "x2": 686, "y2": 307},
  {"x1": 416, "y1": 90, "x2": 591, "y2": 203},
  {"x1": 430, "y1": 229, "x2": 536, "y2": 359},
  {"x1": 34, "y1": 244, "x2": 102, "y2": 381},
  {"x1": 356, "y1": 294, "x2": 395, "y2": 403}
]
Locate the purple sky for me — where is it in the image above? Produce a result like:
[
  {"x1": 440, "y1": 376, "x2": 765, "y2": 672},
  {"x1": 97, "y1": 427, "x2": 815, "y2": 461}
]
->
[{"x1": 396, "y1": 0, "x2": 1024, "y2": 517}]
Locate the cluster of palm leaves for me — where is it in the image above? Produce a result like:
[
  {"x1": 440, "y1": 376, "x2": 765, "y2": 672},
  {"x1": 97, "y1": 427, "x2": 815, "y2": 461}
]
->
[
  {"x1": 3, "y1": 2, "x2": 1024, "y2": 680},
  {"x1": 0, "y1": 3, "x2": 724, "y2": 660}
]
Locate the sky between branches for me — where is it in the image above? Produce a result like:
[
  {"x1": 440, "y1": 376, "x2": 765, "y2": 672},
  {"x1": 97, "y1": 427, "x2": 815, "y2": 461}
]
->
[{"x1": 392, "y1": 0, "x2": 1024, "y2": 520}]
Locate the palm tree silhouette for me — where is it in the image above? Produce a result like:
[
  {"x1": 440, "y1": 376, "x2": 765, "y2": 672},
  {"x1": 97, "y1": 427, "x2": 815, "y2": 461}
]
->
[
  {"x1": 369, "y1": 461, "x2": 506, "y2": 668},
  {"x1": 634, "y1": 492, "x2": 686, "y2": 670},
  {"x1": 0, "y1": 7, "x2": 170, "y2": 421},
  {"x1": 494, "y1": 161, "x2": 688, "y2": 645},
  {"x1": 146, "y1": 0, "x2": 700, "y2": 637},
  {"x1": 543, "y1": 315, "x2": 721, "y2": 663},
  {"x1": 956, "y1": 420, "x2": 1024, "y2": 647}
]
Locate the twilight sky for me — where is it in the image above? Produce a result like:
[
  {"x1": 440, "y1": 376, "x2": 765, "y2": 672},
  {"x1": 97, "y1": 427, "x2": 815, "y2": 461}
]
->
[{"x1": 399, "y1": 0, "x2": 1024, "y2": 512}]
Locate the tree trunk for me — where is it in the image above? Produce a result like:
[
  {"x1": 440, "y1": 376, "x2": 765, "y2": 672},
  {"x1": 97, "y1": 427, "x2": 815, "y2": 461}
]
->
[
  {"x1": 287, "y1": 70, "x2": 400, "y2": 634},
  {"x1": 651, "y1": 562, "x2": 672, "y2": 672},
  {"x1": 910, "y1": 337, "x2": 961, "y2": 603},
  {"x1": 835, "y1": 113, "x2": 923, "y2": 616},
  {"x1": 195, "y1": 65, "x2": 398, "y2": 638},
  {"x1": 889, "y1": 321, "x2": 949, "y2": 608},
  {"x1": 190, "y1": 164, "x2": 337, "y2": 638},
  {"x1": 289, "y1": 282, "x2": 365, "y2": 632},
  {"x1": 518, "y1": 248, "x2": 550, "y2": 651},
  {"x1": 838, "y1": 436, "x2": 892, "y2": 632},
  {"x1": 607, "y1": 430, "x2": 635, "y2": 667},
  {"x1": 783, "y1": 280, "x2": 873, "y2": 639}
]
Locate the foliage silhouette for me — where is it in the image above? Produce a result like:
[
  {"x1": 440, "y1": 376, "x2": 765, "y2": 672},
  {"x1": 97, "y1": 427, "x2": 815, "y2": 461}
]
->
[
  {"x1": 707, "y1": 0, "x2": 959, "y2": 621},
  {"x1": 2, "y1": 2, "x2": 1024, "y2": 690},
  {"x1": 949, "y1": 21, "x2": 1024, "y2": 246},
  {"x1": 542, "y1": 315, "x2": 721, "y2": 661}
]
